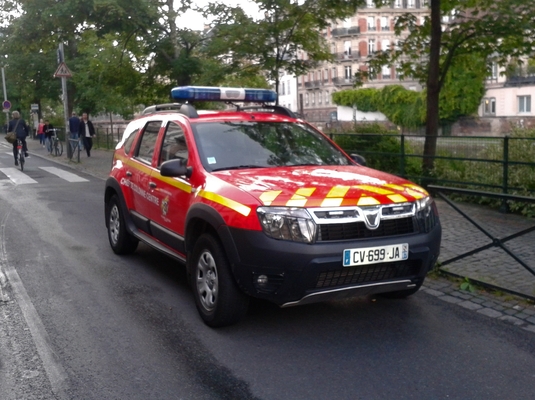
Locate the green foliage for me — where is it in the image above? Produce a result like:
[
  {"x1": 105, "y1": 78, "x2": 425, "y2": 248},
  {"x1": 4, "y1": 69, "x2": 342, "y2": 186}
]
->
[
  {"x1": 332, "y1": 124, "x2": 421, "y2": 177},
  {"x1": 460, "y1": 277, "x2": 477, "y2": 293}
]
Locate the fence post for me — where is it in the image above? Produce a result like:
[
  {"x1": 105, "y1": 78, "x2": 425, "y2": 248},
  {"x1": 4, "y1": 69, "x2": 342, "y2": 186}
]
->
[
  {"x1": 400, "y1": 134, "x2": 405, "y2": 177},
  {"x1": 500, "y1": 136, "x2": 510, "y2": 213}
]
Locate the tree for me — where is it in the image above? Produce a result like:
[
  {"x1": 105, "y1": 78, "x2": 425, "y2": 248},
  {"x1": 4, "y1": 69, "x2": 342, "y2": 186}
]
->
[
  {"x1": 204, "y1": 0, "x2": 365, "y2": 102},
  {"x1": 361, "y1": 0, "x2": 535, "y2": 172}
]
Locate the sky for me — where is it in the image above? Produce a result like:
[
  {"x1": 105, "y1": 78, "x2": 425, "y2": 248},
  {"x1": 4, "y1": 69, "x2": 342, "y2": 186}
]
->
[{"x1": 176, "y1": 0, "x2": 262, "y2": 30}]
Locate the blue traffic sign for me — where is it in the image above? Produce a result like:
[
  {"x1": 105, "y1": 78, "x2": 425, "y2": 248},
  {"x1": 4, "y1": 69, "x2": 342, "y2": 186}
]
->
[{"x1": 2, "y1": 100, "x2": 11, "y2": 110}]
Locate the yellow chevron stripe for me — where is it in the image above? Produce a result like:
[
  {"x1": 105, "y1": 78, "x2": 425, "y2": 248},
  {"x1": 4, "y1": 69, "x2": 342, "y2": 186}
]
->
[{"x1": 199, "y1": 190, "x2": 251, "y2": 216}]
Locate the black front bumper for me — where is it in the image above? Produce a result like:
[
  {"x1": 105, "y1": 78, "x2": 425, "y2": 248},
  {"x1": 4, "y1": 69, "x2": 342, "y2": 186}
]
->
[{"x1": 222, "y1": 223, "x2": 442, "y2": 306}]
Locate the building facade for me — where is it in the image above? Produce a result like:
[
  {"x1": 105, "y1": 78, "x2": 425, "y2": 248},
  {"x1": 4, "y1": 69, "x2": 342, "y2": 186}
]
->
[{"x1": 296, "y1": 0, "x2": 428, "y2": 125}]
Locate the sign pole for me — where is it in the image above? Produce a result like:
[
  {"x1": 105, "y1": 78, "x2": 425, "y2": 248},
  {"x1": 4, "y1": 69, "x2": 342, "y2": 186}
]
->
[
  {"x1": 58, "y1": 43, "x2": 71, "y2": 158},
  {"x1": 1, "y1": 67, "x2": 8, "y2": 129}
]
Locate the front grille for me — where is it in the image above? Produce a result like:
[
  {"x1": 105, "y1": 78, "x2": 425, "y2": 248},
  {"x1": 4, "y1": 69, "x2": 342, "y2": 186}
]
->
[
  {"x1": 315, "y1": 260, "x2": 421, "y2": 289},
  {"x1": 317, "y1": 217, "x2": 415, "y2": 241}
]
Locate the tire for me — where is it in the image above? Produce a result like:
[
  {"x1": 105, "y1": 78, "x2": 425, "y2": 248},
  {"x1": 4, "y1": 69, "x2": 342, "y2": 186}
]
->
[
  {"x1": 190, "y1": 234, "x2": 249, "y2": 327},
  {"x1": 106, "y1": 195, "x2": 138, "y2": 254},
  {"x1": 19, "y1": 153, "x2": 24, "y2": 171},
  {"x1": 55, "y1": 141, "x2": 63, "y2": 156},
  {"x1": 380, "y1": 279, "x2": 424, "y2": 299}
]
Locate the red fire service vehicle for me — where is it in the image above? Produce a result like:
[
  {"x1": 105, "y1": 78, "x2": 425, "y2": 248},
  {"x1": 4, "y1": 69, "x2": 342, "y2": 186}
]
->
[{"x1": 104, "y1": 86, "x2": 441, "y2": 327}]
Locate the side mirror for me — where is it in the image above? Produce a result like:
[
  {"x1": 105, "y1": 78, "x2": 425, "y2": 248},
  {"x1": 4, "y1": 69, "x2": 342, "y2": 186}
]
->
[
  {"x1": 160, "y1": 159, "x2": 193, "y2": 179},
  {"x1": 350, "y1": 154, "x2": 367, "y2": 167}
]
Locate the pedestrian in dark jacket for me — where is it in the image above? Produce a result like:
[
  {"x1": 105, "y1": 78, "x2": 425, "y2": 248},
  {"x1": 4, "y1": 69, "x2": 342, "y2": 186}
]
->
[
  {"x1": 78, "y1": 112, "x2": 96, "y2": 157},
  {"x1": 8, "y1": 111, "x2": 29, "y2": 165}
]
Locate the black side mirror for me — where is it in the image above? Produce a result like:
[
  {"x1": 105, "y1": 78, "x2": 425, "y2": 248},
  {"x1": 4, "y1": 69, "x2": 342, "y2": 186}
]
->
[
  {"x1": 350, "y1": 154, "x2": 367, "y2": 166},
  {"x1": 160, "y1": 159, "x2": 193, "y2": 179}
]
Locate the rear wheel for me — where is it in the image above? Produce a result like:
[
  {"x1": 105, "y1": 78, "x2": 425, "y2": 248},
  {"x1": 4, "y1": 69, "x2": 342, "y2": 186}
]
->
[
  {"x1": 19, "y1": 151, "x2": 24, "y2": 171},
  {"x1": 190, "y1": 234, "x2": 249, "y2": 327},
  {"x1": 55, "y1": 140, "x2": 63, "y2": 156},
  {"x1": 106, "y1": 195, "x2": 138, "y2": 254}
]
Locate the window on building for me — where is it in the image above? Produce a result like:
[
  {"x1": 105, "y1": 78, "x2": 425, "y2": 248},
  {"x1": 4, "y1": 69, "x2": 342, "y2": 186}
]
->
[
  {"x1": 366, "y1": 0, "x2": 374, "y2": 7},
  {"x1": 394, "y1": 0, "x2": 402, "y2": 8},
  {"x1": 344, "y1": 40, "x2": 352, "y2": 56},
  {"x1": 281, "y1": 82, "x2": 285, "y2": 95},
  {"x1": 408, "y1": 0, "x2": 415, "y2": 7},
  {"x1": 368, "y1": 39, "x2": 376, "y2": 54},
  {"x1": 382, "y1": 39, "x2": 391, "y2": 51},
  {"x1": 318, "y1": 91, "x2": 322, "y2": 105},
  {"x1": 367, "y1": 16, "x2": 376, "y2": 31},
  {"x1": 324, "y1": 69, "x2": 329, "y2": 81},
  {"x1": 325, "y1": 91, "x2": 329, "y2": 104},
  {"x1": 381, "y1": 17, "x2": 389, "y2": 31},
  {"x1": 305, "y1": 93, "x2": 309, "y2": 106},
  {"x1": 332, "y1": 67, "x2": 337, "y2": 79},
  {"x1": 489, "y1": 63, "x2": 498, "y2": 80},
  {"x1": 312, "y1": 92, "x2": 315, "y2": 105},
  {"x1": 287, "y1": 82, "x2": 290, "y2": 95},
  {"x1": 483, "y1": 98, "x2": 496, "y2": 115},
  {"x1": 382, "y1": 65, "x2": 391, "y2": 79},
  {"x1": 345, "y1": 66, "x2": 352, "y2": 79},
  {"x1": 518, "y1": 95, "x2": 531, "y2": 113},
  {"x1": 343, "y1": 17, "x2": 352, "y2": 28}
]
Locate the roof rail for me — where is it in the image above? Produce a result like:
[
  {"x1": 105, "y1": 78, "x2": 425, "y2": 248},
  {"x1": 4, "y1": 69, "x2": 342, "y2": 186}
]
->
[
  {"x1": 141, "y1": 103, "x2": 199, "y2": 118},
  {"x1": 240, "y1": 105, "x2": 298, "y2": 119}
]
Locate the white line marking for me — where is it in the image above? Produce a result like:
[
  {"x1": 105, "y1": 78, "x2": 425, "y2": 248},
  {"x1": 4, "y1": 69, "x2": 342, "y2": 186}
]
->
[
  {"x1": 39, "y1": 167, "x2": 89, "y2": 182},
  {"x1": 0, "y1": 168, "x2": 38, "y2": 184}
]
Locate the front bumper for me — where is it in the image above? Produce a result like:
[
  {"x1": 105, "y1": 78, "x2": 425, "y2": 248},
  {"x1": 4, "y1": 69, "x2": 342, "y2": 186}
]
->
[{"x1": 224, "y1": 223, "x2": 441, "y2": 306}]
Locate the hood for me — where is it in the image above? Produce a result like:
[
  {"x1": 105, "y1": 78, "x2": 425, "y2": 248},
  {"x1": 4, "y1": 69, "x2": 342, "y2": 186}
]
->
[{"x1": 212, "y1": 165, "x2": 428, "y2": 208}]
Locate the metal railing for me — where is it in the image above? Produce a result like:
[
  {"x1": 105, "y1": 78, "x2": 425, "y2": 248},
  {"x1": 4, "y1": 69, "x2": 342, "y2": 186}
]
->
[{"x1": 330, "y1": 133, "x2": 535, "y2": 198}]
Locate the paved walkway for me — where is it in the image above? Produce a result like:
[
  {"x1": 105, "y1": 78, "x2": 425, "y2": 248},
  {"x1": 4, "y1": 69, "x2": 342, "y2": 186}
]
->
[{"x1": 24, "y1": 137, "x2": 535, "y2": 333}]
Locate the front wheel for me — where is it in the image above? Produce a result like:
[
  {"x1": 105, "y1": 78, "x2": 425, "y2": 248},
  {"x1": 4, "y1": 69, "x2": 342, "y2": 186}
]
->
[
  {"x1": 190, "y1": 234, "x2": 249, "y2": 327},
  {"x1": 106, "y1": 195, "x2": 138, "y2": 254}
]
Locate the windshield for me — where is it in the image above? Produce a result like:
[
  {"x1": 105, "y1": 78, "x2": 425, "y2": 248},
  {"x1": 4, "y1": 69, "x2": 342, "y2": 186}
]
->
[{"x1": 193, "y1": 121, "x2": 352, "y2": 172}]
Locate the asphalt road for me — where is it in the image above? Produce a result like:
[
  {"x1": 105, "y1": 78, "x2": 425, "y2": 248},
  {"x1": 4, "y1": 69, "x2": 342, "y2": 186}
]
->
[{"x1": 1, "y1": 148, "x2": 535, "y2": 399}]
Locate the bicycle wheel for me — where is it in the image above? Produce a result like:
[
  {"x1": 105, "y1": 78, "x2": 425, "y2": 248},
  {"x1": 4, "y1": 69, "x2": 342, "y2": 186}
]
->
[
  {"x1": 19, "y1": 152, "x2": 24, "y2": 171},
  {"x1": 55, "y1": 140, "x2": 63, "y2": 156}
]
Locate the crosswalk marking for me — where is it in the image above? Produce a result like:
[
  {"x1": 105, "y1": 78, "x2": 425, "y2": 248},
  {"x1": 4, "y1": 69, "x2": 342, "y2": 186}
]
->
[
  {"x1": 0, "y1": 168, "x2": 38, "y2": 184},
  {"x1": 39, "y1": 167, "x2": 89, "y2": 182}
]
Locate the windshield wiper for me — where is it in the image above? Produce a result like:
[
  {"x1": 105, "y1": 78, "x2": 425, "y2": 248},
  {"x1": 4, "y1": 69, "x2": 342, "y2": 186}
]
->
[{"x1": 212, "y1": 165, "x2": 266, "y2": 172}]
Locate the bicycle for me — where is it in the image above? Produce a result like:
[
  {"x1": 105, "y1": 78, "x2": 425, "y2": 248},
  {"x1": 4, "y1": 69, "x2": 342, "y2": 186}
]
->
[
  {"x1": 16, "y1": 138, "x2": 25, "y2": 171},
  {"x1": 48, "y1": 129, "x2": 63, "y2": 157}
]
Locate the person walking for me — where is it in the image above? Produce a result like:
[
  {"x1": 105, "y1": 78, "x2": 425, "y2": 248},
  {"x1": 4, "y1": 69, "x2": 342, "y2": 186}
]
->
[
  {"x1": 8, "y1": 111, "x2": 29, "y2": 166},
  {"x1": 78, "y1": 112, "x2": 96, "y2": 157},
  {"x1": 68, "y1": 112, "x2": 81, "y2": 151},
  {"x1": 44, "y1": 119, "x2": 54, "y2": 153},
  {"x1": 37, "y1": 119, "x2": 45, "y2": 146}
]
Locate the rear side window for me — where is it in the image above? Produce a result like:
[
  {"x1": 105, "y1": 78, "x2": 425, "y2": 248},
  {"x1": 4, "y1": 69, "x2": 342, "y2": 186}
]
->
[
  {"x1": 123, "y1": 128, "x2": 138, "y2": 155},
  {"x1": 135, "y1": 121, "x2": 161, "y2": 164}
]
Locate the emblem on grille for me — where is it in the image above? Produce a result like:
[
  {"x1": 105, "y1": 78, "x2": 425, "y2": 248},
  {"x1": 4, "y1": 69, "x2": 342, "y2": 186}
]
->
[{"x1": 361, "y1": 207, "x2": 381, "y2": 230}]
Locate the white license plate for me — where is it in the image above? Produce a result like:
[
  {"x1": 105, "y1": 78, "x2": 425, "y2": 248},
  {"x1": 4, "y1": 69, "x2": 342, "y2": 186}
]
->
[{"x1": 343, "y1": 243, "x2": 409, "y2": 267}]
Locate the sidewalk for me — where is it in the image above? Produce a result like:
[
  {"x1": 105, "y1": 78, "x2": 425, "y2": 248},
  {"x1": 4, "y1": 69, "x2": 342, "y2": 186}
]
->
[{"x1": 25, "y1": 137, "x2": 535, "y2": 333}]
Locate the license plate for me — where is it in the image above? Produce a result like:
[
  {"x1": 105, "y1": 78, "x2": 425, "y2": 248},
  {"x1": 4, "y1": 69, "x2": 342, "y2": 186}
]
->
[{"x1": 343, "y1": 243, "x2": 409, "y2": 267}]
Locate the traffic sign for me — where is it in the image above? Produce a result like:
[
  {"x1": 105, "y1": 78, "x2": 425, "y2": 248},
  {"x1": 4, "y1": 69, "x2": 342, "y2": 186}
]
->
[
  {"x1": 54, "y1": 62, "x2": 72, "y2": 78},
  {"x1": 3, "y1": 100, "x2": 11, "y2": 110}
]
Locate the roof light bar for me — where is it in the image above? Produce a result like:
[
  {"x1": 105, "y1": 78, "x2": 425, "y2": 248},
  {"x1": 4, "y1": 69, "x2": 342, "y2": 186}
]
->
[{"x1": 171, "y1": 86, "x2": 277, "y2": 103}]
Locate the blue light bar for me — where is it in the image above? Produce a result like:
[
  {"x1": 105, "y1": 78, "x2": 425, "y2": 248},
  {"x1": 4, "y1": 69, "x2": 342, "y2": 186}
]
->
[{"x1": 171, "y1": 86, "x2": 277, "y2": 103}]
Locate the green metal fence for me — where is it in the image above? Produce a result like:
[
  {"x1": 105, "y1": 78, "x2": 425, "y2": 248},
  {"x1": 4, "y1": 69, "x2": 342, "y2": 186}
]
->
[{"x1": 330, "y1": 133, "x2": 535, "y2": 198}]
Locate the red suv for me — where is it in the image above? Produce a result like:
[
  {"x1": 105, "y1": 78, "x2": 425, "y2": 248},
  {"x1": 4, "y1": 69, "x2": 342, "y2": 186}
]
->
[{"x1": 105, "y1": 86, "x2": 441, "y2": 327}]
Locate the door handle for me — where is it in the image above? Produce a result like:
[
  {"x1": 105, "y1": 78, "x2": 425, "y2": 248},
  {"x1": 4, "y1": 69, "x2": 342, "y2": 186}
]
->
[
  {"x1": 126, "y1": 171, "x2": 132, "y2": 177},
  {"x1": 149, "y1": 182, "x2": 157, "y2": 189}
]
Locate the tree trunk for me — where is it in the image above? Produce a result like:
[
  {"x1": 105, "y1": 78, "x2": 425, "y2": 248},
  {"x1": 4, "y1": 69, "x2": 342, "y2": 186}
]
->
[{"x1": 423, "y1": 0, "x2": 442, "y2": 175}]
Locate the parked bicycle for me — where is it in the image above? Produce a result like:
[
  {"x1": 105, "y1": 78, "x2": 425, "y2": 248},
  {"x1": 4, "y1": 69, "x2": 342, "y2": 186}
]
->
[
  {"x1": 16, "y1": 138, "x2": 25, "y2": 171},
  {"x1": 48, "y1": 128, "x2": 63, "y2": 157}
]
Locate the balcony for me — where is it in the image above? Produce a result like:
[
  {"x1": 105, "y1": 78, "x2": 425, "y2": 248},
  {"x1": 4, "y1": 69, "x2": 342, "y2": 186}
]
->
[
  {"x1": 304, "y1": 80, "x2": 323, "y2": 89},
  {"x1": 335, "y1": 51, "x2": 361, "y2": 61},
  {"x1": 505, "y1": 75, "x2": 535, "y2": 87},
  {"x1": 332, "y1": 77, "x2": 355, "y2": 86},
  {"x1": 332, "y1": 26, "x2": 360, "y2": 37}
]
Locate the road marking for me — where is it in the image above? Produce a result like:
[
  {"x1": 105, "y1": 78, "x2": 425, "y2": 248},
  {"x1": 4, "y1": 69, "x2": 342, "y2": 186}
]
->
[
  {"x1": 0, "y1": 168, "x2": 38, "y2": 184},
  {"x1": 39, "y1": 166, "x2": 89, "y2": 182}
]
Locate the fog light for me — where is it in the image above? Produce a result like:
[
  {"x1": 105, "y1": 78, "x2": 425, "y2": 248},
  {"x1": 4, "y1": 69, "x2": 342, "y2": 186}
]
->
[{"x1": 256, "y1": 274, "x2": 269, "y2": 287}]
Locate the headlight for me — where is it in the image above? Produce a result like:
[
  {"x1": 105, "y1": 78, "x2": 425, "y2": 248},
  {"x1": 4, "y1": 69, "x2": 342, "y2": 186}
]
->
[
  {"x1": 415, "y1": 196, "x2": 438, "y2": 232},
  {"x1": 415, "y1": 196, "x2": 432, "y2": 216},
  {"x1": 257, "y1": 207, "x2": 316, "y2": 243}
]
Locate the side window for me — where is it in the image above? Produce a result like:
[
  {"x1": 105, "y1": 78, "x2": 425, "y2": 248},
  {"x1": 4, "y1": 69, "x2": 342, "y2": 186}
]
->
[
  {"x1": 123, "y1": 128, "x2": 138, "y2": 155},
  {"x1": 159, "y1": 122, "x2": 188, "y2": 166},
  {"x1": 136, "y1": 121, "x2": 161, "y2": 164}
]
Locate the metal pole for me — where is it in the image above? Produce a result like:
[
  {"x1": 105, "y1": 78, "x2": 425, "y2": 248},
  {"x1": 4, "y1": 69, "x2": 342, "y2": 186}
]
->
[
  {"x1": 1, "y1": 67, "x2": 8, "y2": 129},
  {"x1": 59, "y1": 43, "x2": 71, "y2": 158}
]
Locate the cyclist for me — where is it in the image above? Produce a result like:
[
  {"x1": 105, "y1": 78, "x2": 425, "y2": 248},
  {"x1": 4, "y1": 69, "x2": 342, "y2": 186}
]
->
[{"x1": 8, "y1": 111, "x2": 29, "y2": 166}]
